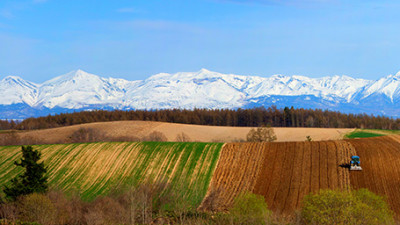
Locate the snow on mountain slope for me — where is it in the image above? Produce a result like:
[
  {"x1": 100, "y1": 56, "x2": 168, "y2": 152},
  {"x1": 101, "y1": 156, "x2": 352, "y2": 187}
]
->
[
  {"x1": 124, "y1": 69, "x2": 371, "y2": 109},
  {"x1": 123, "y1": 69, "x2": 250, "y2": 109},
  {"x1": 0, "y1": 76, "x2": 38, "y2": 105},
  {"x1": 244, "y1": 74, "x2": 370, "y2": 102},
  {"x1": 360, "y1": 72, "x2": 400, "y2": 102},
  {"x1": 314, "y1": 75, "x2": 371, "y2": 102},
  {"x1": 1, "y1": 69, "x2": 400, "y2": 118},
  {"x1": 36, "y1": 70, "x2": 129, "y2": 108}
]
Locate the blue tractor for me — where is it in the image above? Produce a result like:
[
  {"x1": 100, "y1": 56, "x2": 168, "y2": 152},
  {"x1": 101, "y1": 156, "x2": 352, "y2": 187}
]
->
[{"x1": 350, "y1": 155, "x2": 362, "y2": 171}]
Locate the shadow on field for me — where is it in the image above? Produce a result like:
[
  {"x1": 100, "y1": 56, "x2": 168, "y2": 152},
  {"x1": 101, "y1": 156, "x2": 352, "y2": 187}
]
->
[{"x1": 339, "y1": 163, "x2": 351, "y2": 169}]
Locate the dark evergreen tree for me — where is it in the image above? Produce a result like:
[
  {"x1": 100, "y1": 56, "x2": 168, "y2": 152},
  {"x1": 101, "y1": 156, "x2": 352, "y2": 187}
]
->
[{"x1": 3, "y1": 146, "x2": 48, "y2": 200}]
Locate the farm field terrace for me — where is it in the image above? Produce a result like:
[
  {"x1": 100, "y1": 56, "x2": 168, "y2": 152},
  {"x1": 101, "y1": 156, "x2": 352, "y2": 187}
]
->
[{"x1": 0, "y1": 142, "x2": 223, "y2": 207}]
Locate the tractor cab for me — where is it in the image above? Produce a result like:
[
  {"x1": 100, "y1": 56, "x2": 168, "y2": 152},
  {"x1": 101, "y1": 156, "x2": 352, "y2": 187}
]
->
[
  {"x1": 350, "y1": 155, "x2": 362, "y2": 171},
  {"x1": 351, "y1": 156, "x2": 360, "y2": 163}
]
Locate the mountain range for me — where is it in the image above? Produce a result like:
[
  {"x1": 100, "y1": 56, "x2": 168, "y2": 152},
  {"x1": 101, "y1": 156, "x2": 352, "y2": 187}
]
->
[{"x1": 1, "y1": 69, "x2": 400, "y2": 119}]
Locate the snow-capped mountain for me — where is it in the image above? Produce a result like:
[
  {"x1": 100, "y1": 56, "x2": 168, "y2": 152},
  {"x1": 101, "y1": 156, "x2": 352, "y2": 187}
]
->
[
  {"x1": 360, "y1": 72, "x2": 400, "y2": 102},
  {"x1": 36, "y1": 70, "x2": 133, "y2": 109},
  {"x1": 1, "y1": 69, "x2": 400, "y2": 119},
  {"x1": 0, "y1": 76, "x2": 38, "y2": 106}
]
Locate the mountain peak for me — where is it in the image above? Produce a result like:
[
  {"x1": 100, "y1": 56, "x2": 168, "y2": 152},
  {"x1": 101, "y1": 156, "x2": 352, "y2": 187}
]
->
[
  {"x1": 271, "y1": 74, "x2": 288, "y2": 79},
  {"x1": 1, "y1": 76, "x2": 37, "y2": 88},
  {"x1": 67, "y1": 69, "x2": 91, "y2": 77},
  {"x1": 3, "y1": 75, "x2": 24, "y2": 82},
  {"x1": 395, "y1": 71, "x2": 400, "y2": 77},
  {"x1": 43, "y1": 69, "x2": 99, "y2": 85},
  {"x1": 198, "y1": 68, "x2": 211, "y2": 73}
]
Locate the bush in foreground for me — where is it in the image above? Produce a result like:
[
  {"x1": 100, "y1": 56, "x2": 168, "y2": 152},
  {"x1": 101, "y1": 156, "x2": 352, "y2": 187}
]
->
[
  {"x1": 228, "y1": 191, "x2": 272, "y2": 225},
  {"x1": 301, "y1": 189, "x2": 394, "y2": 225},
  {"x1": 1, "y1": 185, "x2": 395, "y2": 224},
  {"x1": 18, "y1": 193, "x2": 56, "y2": 225}
]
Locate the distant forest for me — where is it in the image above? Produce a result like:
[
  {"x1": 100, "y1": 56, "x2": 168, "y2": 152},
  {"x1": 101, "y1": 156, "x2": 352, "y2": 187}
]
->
[{"x1": 1, "y1": 106, "x2": 399, "y2": 130}]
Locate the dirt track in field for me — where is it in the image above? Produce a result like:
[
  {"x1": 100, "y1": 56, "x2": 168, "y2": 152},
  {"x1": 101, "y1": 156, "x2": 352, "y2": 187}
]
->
[
  {"x1": 200, "y1": 135, "x2": 400, "y2": 218},
  {"x1": 13, "y1": 121, "x2": 352, "y2": 144}
]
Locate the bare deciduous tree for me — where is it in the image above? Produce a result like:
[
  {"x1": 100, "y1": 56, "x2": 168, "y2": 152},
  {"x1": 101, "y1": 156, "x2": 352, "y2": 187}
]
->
[
  {"x1": 175, "y1": 132, "x2": 191, "y2": 142},
  {"x1": 69, "y1": 128, "x2": 105, "y2": 143},
  {"x1": 0, "y1": 131, "x2": 20, "y2": 146},
  {"x1": 246, "y1": 126, "x2": 277, "y2": 142},
  {"x1": 0, "y1": 201, "x2": 18, "y2": 223},
  {"x1": 18, "y1": 193, "x2": 57, "y2": 225},
  {"x1": 143, "y1": 131, "x2": 168, "y2": 142}
]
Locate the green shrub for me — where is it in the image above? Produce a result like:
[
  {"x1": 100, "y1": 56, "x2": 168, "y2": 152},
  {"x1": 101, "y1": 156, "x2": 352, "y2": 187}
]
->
[
  {"x1": 229, "y1": 192, "x2": 272, "y2": 225},
  {"x1": 301, "y1": 189, "x2": 394, "y2": 225},
  {"x1": 350, "y1": 189, "x2": 394, "y2": 225},
  {"x1": 18, "y1": 193, "x2": 56, "y2": 225}
]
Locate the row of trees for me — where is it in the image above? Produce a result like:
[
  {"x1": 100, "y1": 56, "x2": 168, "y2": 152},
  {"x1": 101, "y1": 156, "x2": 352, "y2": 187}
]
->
[{"x1": 1, "y1": 106, "x2": 400, "y2": 131}]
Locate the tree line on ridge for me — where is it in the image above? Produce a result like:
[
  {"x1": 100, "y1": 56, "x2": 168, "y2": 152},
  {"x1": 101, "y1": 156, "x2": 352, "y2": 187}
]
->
[{"x1": 0, "y1": 106, "x2": 399, "y2": 130}]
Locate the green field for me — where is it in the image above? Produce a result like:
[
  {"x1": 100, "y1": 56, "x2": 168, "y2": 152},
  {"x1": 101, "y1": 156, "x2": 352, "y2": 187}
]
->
[
  {"x1": 346, "y1": 131, "x2": 385, "y2": 139},
  {"x1": 345, "y1": 129, "x2": 400, "y2": 139},
  {"x1": 0, "y1": 142, "x2": 223, "y2": 206}
]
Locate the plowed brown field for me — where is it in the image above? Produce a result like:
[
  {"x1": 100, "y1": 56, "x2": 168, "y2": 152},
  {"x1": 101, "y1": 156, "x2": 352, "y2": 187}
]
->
[
  {"x1": 347, "y1": 136, "x2": 400, "y2": 217},
  {"x1": 200, "y1": 135, "x2": 400, "y2": 218},
  {"x1": 199, "y1": 140, "x2": 352, "y2": 214}
]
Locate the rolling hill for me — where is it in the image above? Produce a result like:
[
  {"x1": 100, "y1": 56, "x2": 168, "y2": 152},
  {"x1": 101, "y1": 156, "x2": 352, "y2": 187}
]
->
[
  {"x1": 13, "y1": 120, "x2": 353, "y2": 143},
  {"x1": 199, "y1": 136, "x2": 400, "y2": 218},
  {"x1": 1, "y1": 135, "x2": 400, "y2": 218},
  {"x1": 0, "y1": 142, "x2": 223, "y2": 204}
]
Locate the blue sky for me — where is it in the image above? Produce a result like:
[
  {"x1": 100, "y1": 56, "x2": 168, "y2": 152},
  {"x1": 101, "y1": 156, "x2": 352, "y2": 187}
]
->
[{"x1": 0, "y1": 0, "x2": 399, "y2": 82}]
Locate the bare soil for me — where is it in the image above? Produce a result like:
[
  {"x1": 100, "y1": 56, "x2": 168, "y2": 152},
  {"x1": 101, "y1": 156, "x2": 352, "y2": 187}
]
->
[
  {"x1": 199, "y1": 140, "x2": 352, "y2": 215},
  {"x1": 347, "y1": 136, "x2": 400, "y2": 218},
  {"x1": 200, "y1": 135, "x2": 400, "y2": 219}
]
